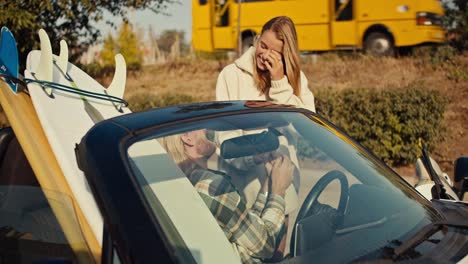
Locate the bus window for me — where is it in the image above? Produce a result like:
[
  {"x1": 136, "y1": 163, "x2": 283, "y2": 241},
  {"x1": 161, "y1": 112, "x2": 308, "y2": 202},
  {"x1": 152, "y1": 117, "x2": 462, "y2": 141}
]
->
[
  {"x1": 199, "y1": 0, "x2": 207, "y2": 5},
  {"x1": 215, "y1": 0, "x2": 229, "y2": 27},
  {"x1": 335, "y1": 0, "x2": 353, "y2": 21}
]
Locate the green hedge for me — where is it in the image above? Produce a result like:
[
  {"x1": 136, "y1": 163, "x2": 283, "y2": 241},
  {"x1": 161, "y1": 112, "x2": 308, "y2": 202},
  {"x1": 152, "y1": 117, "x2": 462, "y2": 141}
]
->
[
  {"x1": 125, "y1": 88, "x2": 447, "y2": 166},
  {"x1": 315, "y1": 87, "x2": 447, "y2": 166}
]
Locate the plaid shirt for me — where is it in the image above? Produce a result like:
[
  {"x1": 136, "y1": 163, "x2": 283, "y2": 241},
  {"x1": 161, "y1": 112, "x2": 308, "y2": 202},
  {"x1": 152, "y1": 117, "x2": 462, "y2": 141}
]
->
[{"x1": 189, "y1": 169, "x2": 286, "y2": 263}]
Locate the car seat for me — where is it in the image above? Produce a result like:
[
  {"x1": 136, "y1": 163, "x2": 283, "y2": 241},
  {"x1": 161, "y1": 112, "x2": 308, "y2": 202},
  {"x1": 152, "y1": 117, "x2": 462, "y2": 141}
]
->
[{"x1": 0, "y1": 127, "x2": 38, "y2": 186}]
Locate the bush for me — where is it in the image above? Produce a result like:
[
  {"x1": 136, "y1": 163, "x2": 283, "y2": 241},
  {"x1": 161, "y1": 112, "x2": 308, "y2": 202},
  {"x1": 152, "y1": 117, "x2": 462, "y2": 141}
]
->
[
  {"x1": 78, "y1": 63, "x2": 115, "y2": 78},
  {"x1": 443, "y1": 0, "x2": 468, "y2": 51},
  {"x1": 127, "y1": 93, "x2": 199, "y2": 112},
  {"x1": 314, "y1": 87, "x2": 447, "y2": 166},
  {"x1": 127, "y1": 88, "x2": 447, "y2": 167},
  {"x1": 412, "y1": 44, "x2": 459, "y2": 67},
  {"x1": 446, "y1": 64, "x2": 468, "y2": 82}
]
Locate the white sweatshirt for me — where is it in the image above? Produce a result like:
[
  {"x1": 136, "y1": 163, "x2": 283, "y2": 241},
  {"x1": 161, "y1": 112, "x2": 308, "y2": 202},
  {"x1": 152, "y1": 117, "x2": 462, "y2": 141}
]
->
[
  {"x1": 216, "y1": 47, "x2": 316, "y2": 112},
  {"x1": 214, "y1": 48, "x2": 314, "y2": 215}
]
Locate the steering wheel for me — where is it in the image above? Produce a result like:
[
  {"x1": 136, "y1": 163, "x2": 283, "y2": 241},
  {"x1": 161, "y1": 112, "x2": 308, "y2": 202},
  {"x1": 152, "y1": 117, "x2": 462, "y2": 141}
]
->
[{"x1": 290, "y1": 170, "x2": 349, "y2": 256}]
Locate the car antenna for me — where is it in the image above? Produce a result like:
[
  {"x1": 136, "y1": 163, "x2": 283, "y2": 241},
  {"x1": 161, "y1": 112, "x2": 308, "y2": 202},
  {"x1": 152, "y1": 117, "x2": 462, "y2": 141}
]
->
[{"x1": 419, "y1": 139, "x2": 449, "y2": 200}]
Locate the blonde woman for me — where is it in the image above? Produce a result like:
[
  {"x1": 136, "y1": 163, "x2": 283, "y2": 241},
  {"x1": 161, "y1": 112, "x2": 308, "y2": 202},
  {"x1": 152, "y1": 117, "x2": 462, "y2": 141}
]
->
[
  {"x1": 216, "y1": 16, "x2": 315, "y2": 112},
  {"x1": 216, "y1": 17, "x2": 314, "y2": 257},
  {"x1": 159, "y1": 129, "x2": 294, "y2": 263}
]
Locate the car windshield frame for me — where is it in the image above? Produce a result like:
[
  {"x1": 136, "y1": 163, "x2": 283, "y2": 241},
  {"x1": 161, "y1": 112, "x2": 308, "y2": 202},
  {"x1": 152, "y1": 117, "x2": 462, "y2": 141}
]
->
[{"x1": 122, "y1": 109, "x2": 445, "y2": 263}]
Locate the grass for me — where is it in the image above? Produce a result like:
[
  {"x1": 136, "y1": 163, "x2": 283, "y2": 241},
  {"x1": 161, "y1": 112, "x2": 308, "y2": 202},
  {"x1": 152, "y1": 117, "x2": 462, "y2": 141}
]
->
[{"x1": 99, "y1": 59, "x2": 224, "y2": 102}]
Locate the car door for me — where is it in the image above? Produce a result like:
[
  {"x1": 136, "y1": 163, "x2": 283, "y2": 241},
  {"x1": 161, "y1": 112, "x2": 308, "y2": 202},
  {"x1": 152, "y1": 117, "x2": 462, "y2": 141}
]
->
[{"x1": 76, "y1": 119, "x2": 240, "y2": 264}]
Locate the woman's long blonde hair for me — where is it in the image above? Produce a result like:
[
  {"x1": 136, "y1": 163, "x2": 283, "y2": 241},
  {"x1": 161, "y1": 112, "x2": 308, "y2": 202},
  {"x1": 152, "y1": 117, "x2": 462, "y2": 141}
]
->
[
  {"x1": 158, "y1": 134, "x2": 198, "y2": 176},
  {"x1": 254, "y1": 16, "x2": 301, "y2": 96}
]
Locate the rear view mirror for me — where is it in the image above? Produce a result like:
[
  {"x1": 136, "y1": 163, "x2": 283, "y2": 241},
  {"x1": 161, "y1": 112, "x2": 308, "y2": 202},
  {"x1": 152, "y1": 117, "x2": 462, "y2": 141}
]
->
[
  {"x1": 453, "y1": 157, "x2": 468, "y2": 200},
  {"x1": 220, "y1": 129, "x2": 280, "y2": 159}
]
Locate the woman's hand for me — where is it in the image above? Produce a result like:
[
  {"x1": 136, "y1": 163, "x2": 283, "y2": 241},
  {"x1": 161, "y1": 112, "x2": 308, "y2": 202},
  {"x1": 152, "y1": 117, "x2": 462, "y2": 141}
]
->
[{"x1": 263, "y1": 49, "x2": 284, "y2": 81}]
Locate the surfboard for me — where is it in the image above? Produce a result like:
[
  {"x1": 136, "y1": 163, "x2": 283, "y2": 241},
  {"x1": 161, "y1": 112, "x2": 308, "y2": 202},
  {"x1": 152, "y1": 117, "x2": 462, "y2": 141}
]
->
[
  {"x1": 0, "y1": 28, "x2": 100, "y2": 261},
  {"x1": 0, "y1": 81, "x2": 100, "y2": 263},
  {"x1": 0, "y1": 27, "x2": 19, "y2": 93},
  {"x1": 24, "y1": 28, "x2": 132, "y2": 245}
]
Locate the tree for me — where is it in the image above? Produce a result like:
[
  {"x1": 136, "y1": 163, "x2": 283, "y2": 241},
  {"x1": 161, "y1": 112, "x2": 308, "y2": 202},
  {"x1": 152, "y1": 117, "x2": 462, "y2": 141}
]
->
[
  {"x1": 442, "y1": 0, "x2": 468, "y2": 50},
  {"x1": 157, "y1": 30, "x2": 190, "y2": 57},
  {"x1": 100, "y1": 22, "x2": 143, "y2": 70},
  {"x1": 0, "y1": 0, "x2": 176, "y2": 69},
  {"x1": 148, "y1": 25, "x2": 164, "y2": 63},
  {"x1": 100, "y1": 33, "x2": 117, "y2": 66},
  {"x1": 116, "y1": 22, "x2": 143, "y2": 70}
]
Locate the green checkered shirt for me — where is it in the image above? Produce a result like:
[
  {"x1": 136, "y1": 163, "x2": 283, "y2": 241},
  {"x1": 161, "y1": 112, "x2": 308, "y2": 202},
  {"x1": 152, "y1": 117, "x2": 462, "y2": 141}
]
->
[{"x1": 190, "y1": 169, "x2": 286, "y2": 263}]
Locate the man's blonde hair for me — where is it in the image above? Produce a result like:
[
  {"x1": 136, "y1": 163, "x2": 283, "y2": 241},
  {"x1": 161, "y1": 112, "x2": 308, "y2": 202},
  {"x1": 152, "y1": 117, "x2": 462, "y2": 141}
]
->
[
  {"x1": 254, "y1": 16, "x2": 301, "y2": 96},
  {"x1": 158, "y1": 134, "x2": 197, "y2": 175}
]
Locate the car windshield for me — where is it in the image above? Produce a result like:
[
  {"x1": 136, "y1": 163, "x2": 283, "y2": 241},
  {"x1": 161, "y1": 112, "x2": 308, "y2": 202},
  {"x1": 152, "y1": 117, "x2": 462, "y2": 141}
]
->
[{"x1": 126, "y1": 111, "x2": 442, "y2": 263}]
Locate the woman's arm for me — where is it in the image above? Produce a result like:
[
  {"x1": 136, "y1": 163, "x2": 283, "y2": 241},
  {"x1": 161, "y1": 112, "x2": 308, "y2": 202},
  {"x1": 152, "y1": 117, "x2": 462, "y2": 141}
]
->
[
  {"x1": 299, "y1": 71, "x2": 316, "y2": 112},
  {"x1": 268, "y1": 72, "x2": 316, "y2": 112},
  {"x1": 216, "y1": 66, "x2": 232, "y2": 101}
]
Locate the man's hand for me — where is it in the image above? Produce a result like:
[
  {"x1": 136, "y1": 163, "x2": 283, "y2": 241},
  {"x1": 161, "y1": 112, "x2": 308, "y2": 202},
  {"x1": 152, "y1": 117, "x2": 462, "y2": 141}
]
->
[
  {"x1": 254, "y1": 151, "x2": 280, "y2": 165},
  {"x1": 269, "y1": 155, "x2": 294, "y2": 197}
]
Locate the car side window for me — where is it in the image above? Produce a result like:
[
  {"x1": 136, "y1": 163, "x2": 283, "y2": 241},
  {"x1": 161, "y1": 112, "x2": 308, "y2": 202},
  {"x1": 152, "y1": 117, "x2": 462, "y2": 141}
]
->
[
  {"x1": 0, "y1": 128, "x2": 93, "y2": 263},
  {"x1": 0, "y1": 186, "x2": 85, "y2": 263},
  {"x1": 127, "y1": 137, "x2": 239, "y2": 263},
  {"x1": 112, "y1": 248, "x2": 122, "y2": 264}
]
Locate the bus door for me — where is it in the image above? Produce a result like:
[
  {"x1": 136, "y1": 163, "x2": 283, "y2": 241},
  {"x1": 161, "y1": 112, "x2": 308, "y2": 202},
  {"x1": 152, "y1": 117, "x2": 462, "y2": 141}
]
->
[
  {"x1": 192, "y1": 0, "x2": 213, "y2": 51},
  {"x1": 331, "y1": 0, "x2": 357, "y2": 46},
  {"x1": 212, "y1": 0, "x2": 234, "y2": 49}
]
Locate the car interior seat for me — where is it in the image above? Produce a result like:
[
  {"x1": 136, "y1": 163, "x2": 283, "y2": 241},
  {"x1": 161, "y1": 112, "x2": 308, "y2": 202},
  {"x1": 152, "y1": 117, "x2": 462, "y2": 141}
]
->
[
  {"x1": 0, "y1": 127, "x2": 75, "y2": 262},
  {"x1": 0, "y1": 127, "x2": 38, "y2": 186}
]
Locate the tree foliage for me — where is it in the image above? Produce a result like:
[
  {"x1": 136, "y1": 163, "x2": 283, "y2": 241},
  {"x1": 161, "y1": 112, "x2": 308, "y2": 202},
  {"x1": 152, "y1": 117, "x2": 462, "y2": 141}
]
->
[
  {"x1": 442, "y1": 0, "x2": 468, "y2": 50},
  {"x1": 101, "y1": 22, "x2": 143, "y2": 70},
  {"x1": 100, "y1": 33, "x2": 117, "y2": 67},
  {"x1": 157, "y1": 29, "x2": 190, "y2": 56},
  {"x1": 0, "y1": 0, "x2": 175, "y2": 68},
  {"x1": 117, "y1": 23, "x2": 143, "y2": 69}
]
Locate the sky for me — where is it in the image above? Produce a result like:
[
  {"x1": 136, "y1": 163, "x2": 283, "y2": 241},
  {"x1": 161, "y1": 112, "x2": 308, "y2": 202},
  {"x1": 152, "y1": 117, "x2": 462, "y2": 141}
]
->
[{"x1": 95, "y1": 1, "x2": 192, "y2": 42}]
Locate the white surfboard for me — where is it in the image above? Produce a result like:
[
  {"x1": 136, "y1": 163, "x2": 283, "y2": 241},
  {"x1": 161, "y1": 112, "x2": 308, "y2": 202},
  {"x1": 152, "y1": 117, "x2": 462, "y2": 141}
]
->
[{"x1": 24, "y1": 29, "x2": 132, "y2": 244}]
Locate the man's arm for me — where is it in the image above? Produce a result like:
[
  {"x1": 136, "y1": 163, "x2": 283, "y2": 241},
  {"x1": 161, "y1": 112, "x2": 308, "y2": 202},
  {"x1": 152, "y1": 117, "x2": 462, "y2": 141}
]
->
[{"x1": 192, "y1": 170, "x2": 286, "y2": 261}]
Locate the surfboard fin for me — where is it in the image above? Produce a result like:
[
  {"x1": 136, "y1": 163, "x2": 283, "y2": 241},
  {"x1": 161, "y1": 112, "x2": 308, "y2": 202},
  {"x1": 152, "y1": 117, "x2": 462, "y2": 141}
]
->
[
  {"x1": 57, "y1": 40, "x2": 69, "y2": 75},
  {"x1": 37, "y1": 29, "x2": 53, "y2": 95},
  {"x1": 0, "y1": 27, "x2": 19, "y2": 93},
  {"x1": 106, "y1": 54, "x2": 126, "y2": 100}
]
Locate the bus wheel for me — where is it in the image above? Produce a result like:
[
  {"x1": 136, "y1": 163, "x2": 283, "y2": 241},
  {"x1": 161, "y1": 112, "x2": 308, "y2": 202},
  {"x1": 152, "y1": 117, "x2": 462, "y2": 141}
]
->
[
  {"x1": 364, "y1": 32, "x2": 395, "y2": 57},
  {"x1": 242, "y1": 36, "x2": 254, "y2": 54}
]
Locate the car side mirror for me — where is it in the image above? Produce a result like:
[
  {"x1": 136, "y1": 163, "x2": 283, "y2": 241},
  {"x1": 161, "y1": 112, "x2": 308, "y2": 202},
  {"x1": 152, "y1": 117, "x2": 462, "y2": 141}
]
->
[
  {"x1": 453, "y1": 157, "x2": 468, "y2": 200},
  {"x1": 220, "y1": 129, "x2": 280, "y2": 159}
]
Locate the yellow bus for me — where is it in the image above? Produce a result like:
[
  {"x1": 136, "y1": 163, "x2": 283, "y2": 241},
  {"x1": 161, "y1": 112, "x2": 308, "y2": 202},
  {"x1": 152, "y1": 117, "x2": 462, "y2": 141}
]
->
[{"x1": 192, "y1": 0, "x2": 445, "y2": 56}]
